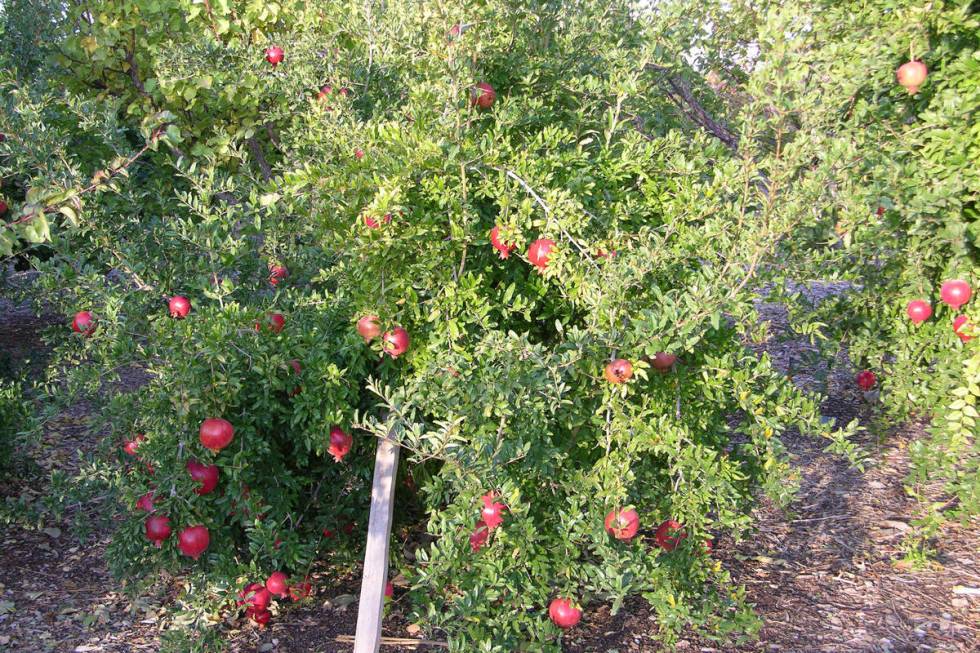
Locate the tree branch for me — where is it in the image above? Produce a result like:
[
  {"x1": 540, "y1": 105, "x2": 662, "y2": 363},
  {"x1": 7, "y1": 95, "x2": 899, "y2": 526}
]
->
[
  {"x1": 246, "y1": 137, "x2": 273, "y2": 181},
  {"x1": 645, "y1": 64, "x2": 739, "y2": 151}
]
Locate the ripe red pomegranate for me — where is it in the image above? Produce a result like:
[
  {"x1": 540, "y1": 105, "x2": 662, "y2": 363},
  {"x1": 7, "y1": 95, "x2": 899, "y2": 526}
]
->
[
  {"x1": 382, "y1": 326, "x2": 410, "y2": 358},
  {"x1": 238, "y1": 582, "x2": 272, "y2": 611},
  {"x1": 322, "y1": 527, "x2": 334, "y2": 538},
  {"x1": 654, "y1": 520, "x2": 687, "y2": 551},
  {"x1": 247, "y1": 607, "x2": 271, "y2": 627},
  {"x1": 469, "y1": 520, "x2": 490, "y2": 552},
  {"x1": 317, "y1": 85, "x2": 333, "y2": 102},
  {"x1": 896, "y1": 60, "x2": 927, "y2": 94},
  {"x1": 199, "y1": 418, "x2": 234, "y2": 452},
  {"x1": 266, "y1": 571, "x2": 289, "y2": 598},
  {"x1": 186, "y1": 459, "x2": 219, "y2": 495},
  {"x1": 527, "y1": 239, "x2": 556, "y2": 270},
  {"x1": 338, "y1": 87, "x2": 350, "y2": 97},
  {"x1": 265, "y1": 46, "x2": 284, "y2": 67},
  {"x1": 651, "y1": 352, "x2": 677, "y2": 371},
  {"x1": 357, "y1": 314, "x2": 382, "y2": 341},
  {"x1": 268, "y1": 312, "x2": 286, "y2": 333},
  {"x1": 354, "y1": 148, "x2": 364, "y2": 159},
  {"x1": 604, "y1": 358, "x2": 633, "y2": 384},
  {"x1": 145, "y1": 515, "x2": 171, "y2": 547},
  {"x1": 470, "y1": 82, "x2": 496, "y2": 109},
  {"x1": 268, "y1": 264, "x2": 288, "y2": 286},
  {"x1": 0, "y1": 200, "x2": 7, "y2": 215},
  {"x1": 177, "y1": 525, "x2": 210, "y2": 560},
  {"x1": 448, "y1": 23, "x2": 462, "y2": 39},
  {"x1": 906, "y1": 299, "x2": 932, "y2": 325},
  {"x1": 328, "y1": 426, "x2": 352, "y2": 462},
  {"x1": 480, "y1": 492, "x2": 507, "y2": 531},
  {"x1": 876, "y1": 205, "x2": 886, "y2": 216},
  {"x1": 363, "y1": 213, "x2": 392, "y2": 229},
  {"x1": 604, "y1": 508, "x2": 639, "y2": 541},
  {"x1": 704, "y1": 538, "x2": 714, "y2": 554},
  {"x1": 855, "y1": 370, "x2": 877, "y2": 391},
  {"x1": 168, "y1": 295, "x2": 191, "y2": 318},
  {"x1": 136, "y1": 492, "x2": 156, "y2": 512},
  {"x1": 122, "y1": 434, "x2": 146, "y2": 456},
  {"x1": 290, "y1": 578, "x2": 313, "y2": 601},
  {"x1": 595, "y1": 248, "x2": 617, "y2": 259},
  {"x1": 0, "y1": 133, "x2": 5, "y2": 142},
  {"x1": 940, "y1": 279, "x2": 972, "y2": 310},
  {"x1": 71, "y1": 311, "x2": 96, "y2": 336},
  {"x1": 953, "y1": 315, "x2": 973, "y2": 343},
  {"x1": 490, "y1": 225, "x2": 516, "y2": 259},
  {"x1": 384, "y1": 581, "x2": 394, "y2": 599},
  {"x1": 548, "y1": 598, "x2": 582, "y2": 629}
]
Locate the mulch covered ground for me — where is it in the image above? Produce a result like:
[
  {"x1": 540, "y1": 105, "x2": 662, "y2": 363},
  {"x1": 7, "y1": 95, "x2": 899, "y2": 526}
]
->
[{"x1": 0, "y1": 285, "x2": 977, "y2": 653}]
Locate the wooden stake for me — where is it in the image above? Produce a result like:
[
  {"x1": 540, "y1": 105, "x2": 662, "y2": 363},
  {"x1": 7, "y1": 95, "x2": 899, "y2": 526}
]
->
[{"x1": 353, "y1": 431, "x2": 400, "y2": 653}]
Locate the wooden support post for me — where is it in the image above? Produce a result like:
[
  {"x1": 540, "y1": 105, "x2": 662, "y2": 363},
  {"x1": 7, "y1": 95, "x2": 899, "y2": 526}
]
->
[{"x1": 353, "y1": 431, "x2": 400, "y2": 653}]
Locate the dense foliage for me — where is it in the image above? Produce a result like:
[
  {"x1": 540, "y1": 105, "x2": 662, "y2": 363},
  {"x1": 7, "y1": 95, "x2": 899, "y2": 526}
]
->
[{"x1": 1, "y1": 0, "x2": 975, "y2": 650}]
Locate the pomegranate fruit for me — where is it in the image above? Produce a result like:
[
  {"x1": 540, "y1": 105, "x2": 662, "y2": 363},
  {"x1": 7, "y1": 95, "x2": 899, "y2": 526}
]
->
[
  {"x1": 199, "y1": 418, "x2": 234, "y2": 452},
  {"x1": 266, "y1": 571, "x2": 289, "y2": 598},
  {"x1": 480, "y1": 492, "x2": 507, "y2": 531},
  {"x1": 363, "y1": 213, "x2": 392, "y2": 229},
  {"x1": 357, "y1": 314, "x2": 382, "y2": 341},
  {"x1": 289, "y1": 578, "x2": 313, "y2": 601},
  {"x1": 354, "y1": 148, "x2": 364, "y2": 159},
  {"x1": 448, "y1": 23, "x2": 462, "y2": 39},
  {"x1": 168, "y1": 295, "x2": 190, "y2": 318},
  {"x1": 469, "y1": 520, "x2": 490, "y2": 552},
  {"x1": 489, "y1": 225, "x2": 516, "y2": 259},
  {"x1": 470, "y1": 82, "x2": 496, "y2": 109},
  {"x1": 177, "y1": 525, "x2": 210, "y2": 560},
  {"x1": 604, "y1": 508, "x2": 640, "y2": 541},
  {"x1": 122, "y1": 434, "x2": 145, "y2": 456},
  {"x1": 906, "y1": 299, "x2": 932, "y2": 325},
  {"x1": 71, "y1": 311, "x2": 96, "y2": 336},
  {"x1": 268, "y1": 264, "x2": 288, "y2": 286},
  {"x1": 186, "y1": 459, "x2": 219, "y2": 495},
  {"x1": 527, "y1": 238, "x2": 556, "y2": 270},
  {"x1": 896, "y1": 60, "x2": 927, "y2": 94},
  {"x1": 145, "y1": 515, "x2": 171, "y2": 547},
  {"x1": 267, "y1": 312, "x2": 286, "y2": 333},
  {"x1": 322, "y1": 527, "x2": 334, "y2": 538},
  {"x1": 136, "y1": 492, "x2": 156, "y2": 512},
  {"x1": 328, "y1": 425, "x2": 352, "y2": 462},
  {"x1": 603, "y1": 358, "x2": 633, "y2": 384},
  {"x1": 288, "y1": 359, "x2": 302, "y2": 396},
  {"x1": 382, "y1": 326, "x2": 410, "y2": 358},
  {"x1": 0, "y1": 200, "x2": 7, "y2": 215},
  {"x1": 940, "y1": 279, "x2": 972, "y2": 310},
  {"x1": 548, "y1": 598, "x2": 582, "y2": 629},
  {"x1": 239, "y1": 582, "x2": 272, "y2": 611},
  {"x1": 384, "y1": 581, "x2": 394, "y2": 599},
  {"x1": 654, "y1": 520, "x2": 687, "y2": 551},
  {"x1": 651, "y1": 352, "x2": 677, "y2": 371},
  {"x1": 855, "y1": 370, "x2": 877, "y2": 391},
  {"x1": 248, "y1": 607, "x2": 271, "y2": 627},
  {"x1": 953, "y1": 315, "x2": 973, "y2": 343},
  {"x1": 265, "y1": 45, "x2": 284, "y2": 67}
]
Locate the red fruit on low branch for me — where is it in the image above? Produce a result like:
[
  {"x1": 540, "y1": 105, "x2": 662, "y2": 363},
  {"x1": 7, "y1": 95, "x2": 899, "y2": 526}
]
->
[
  {"x1": 354, "y1": 148, "x2": 364, "y2": 159},
  {"x1": 382, "y1": 327, "x2": 410, "y2": 358},
  {"x1": 177, "y1": 525, "x2": 210, "y2": 560},
  {"x1": 247, "y1": 607, "x2": 271, "y2": 627},
  {"x1": 266, "y1": 571, "x2": 289, "y2": 598},
  {"x1": 122, "y1": 434, "x2": 146, "y2": 456},
  {"x1": 548, "y1": 598, "x2": 582, "y2": 629},
  {"x1": 135, "y1": 492, "x2": 156, "y2": 512},
  {"x1": 168, "y1": 296, "x2": 190, "y2": 318},
  {"x1": 940, "y1": 279, "x2": 972, "y2": 310},
  {"x1": 480, "y1": 492, "x2": 507, "y2": 531},
  {"x1": 604, "y1": 359, "x2": 633, "y2": 384},
  {"x1": 470, "y1": 82, "x2": 496, "y2": 109},
  {"x1": 490, "y1": 225, "x2": 516, "y2": 259},
  {"x1": 906, "y1": 300, "x2": 932, "y2": 325},
  {"x1": 290, "y1": 579, "x2": 313, "y2": 601},
  {"x1": 469, "y1": 520, "x2": 490, "y2": 552},
  {"x1": 896, "y1": 60, "x2": 927, "y2": 94},
  {"x1": 651, "y1": 352, "x2": 677, "y2": 371},
  {"x1": 357, "y1": 314, "x2": 381, "y2": 341},
  {"x1": 186, "y1": 459, "x2": 219, "y2": 495},
  {"x1": 604, "y1": 508, "x2": 639, "y2": 541},
  {"x1": 264, "y1": 46, "x2": 284, "y2": 67},
  {"x1": 268, "y1": 264, "x2": 288, "y2": 287},
  {"x1": 0, "y1": 200, "x2": 7, "y2": 215},
  {"x1": 527, "y1": 239, "x2": 555, "y2": 270},
  {"x1": 239, "y1": 582, "x2": 272, "y2": 611},
  {"x1": 654, "y1": 520, "x2": 687, "y2": 551},
  {"x1": 363, "y1": 213, "x2": 392, "y2": 229},
  {"x1": 448, "y1": 23, "x2": 462, "y2": 39},
  {"x1": 267, "y1": 312, "x2": 286, "y2": 333},
  {"x1": 953, "y1": 315, "x2": 973, "y2": 343},
  {"x1": 384, "y1": 581, "x2": 394, "y2": 599},
  {"x1": 855, "y1": 370, "x2": 877, "y2": 391},
  {"x1": 144, "y1": 515, "x2": 171, "y2": 547},
  {"x1": 71, "y1": 311, "x2": 96, "y2": 336},
  {"x1": 328, "y1": 426, "x2": 352, "y2": 462},
  {"x1": 199, "y1": 418, "x2": 234, "y2": 452}
]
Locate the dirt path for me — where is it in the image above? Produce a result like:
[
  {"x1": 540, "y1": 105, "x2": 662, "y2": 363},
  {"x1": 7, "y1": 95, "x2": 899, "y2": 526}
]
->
[{"x1": 0, "y1": 289, "x2": 977, "y2": 653}]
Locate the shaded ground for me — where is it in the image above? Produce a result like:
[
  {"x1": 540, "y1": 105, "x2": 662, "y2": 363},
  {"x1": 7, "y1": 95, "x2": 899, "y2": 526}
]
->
[{"x1": 0, "y1": 283, "x2": 977, "y2": 653}]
